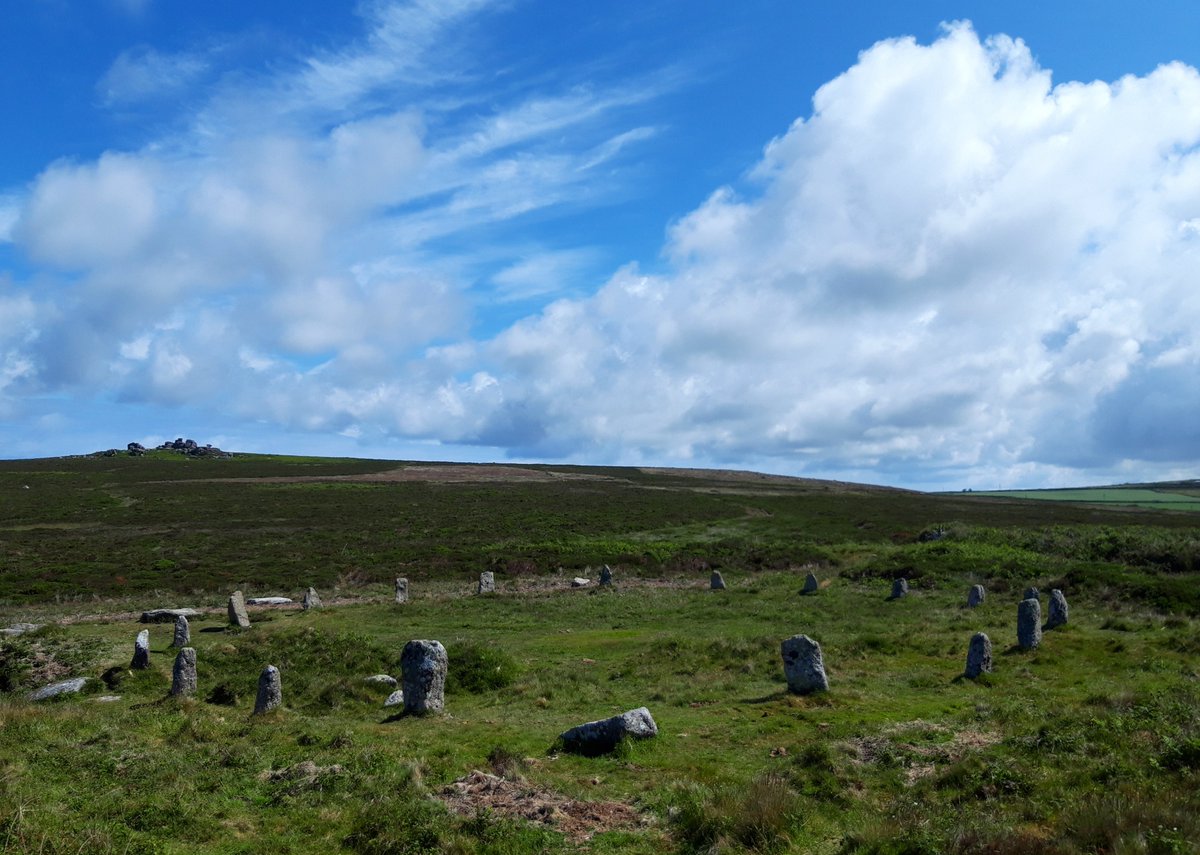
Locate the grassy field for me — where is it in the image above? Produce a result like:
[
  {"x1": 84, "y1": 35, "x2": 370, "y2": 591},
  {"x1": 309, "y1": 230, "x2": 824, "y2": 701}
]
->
[
  {"x1": 961, "y1": 487, "x2": 1200, "y2": 511},
  {"x1": 1, "y1": 453, "x2": 1199, "y2": 853}
]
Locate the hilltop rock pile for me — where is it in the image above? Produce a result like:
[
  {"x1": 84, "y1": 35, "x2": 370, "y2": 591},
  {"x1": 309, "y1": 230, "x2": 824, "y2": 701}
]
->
[{"x1": 101, "y1": 438, "x2": 233, "y2": 458}]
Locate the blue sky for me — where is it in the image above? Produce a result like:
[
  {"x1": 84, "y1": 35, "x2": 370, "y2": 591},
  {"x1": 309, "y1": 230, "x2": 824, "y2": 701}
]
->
[{"x1": 2, "y1": 1, "x2": 1199, "y2": 489}]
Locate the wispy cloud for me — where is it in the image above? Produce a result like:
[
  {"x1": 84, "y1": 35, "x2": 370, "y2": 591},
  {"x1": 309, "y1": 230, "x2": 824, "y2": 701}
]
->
[{"x1": 98, "y1": 46, "x2": 210, "y2": 106}]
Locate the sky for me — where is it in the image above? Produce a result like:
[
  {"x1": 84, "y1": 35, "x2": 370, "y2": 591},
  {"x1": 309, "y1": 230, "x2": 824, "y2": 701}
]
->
[{"x1": 1, "y1": 1, "x2": 1199, "y2": 490}]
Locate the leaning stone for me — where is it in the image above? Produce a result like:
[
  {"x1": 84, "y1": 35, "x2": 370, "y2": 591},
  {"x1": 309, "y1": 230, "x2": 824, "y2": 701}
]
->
[
  {"x1": 171, "y1": 648, "x2": 197, "y2": 697},
  {"x1": 890, "y1": 578, "x2": 909, "y2": 599},
  {"x1": 558, "y1": 707, "x2": 658, "y2": 756},
  {"x1": 401, "y1": 640, "x2": 448, "y2": 715},
  {"x1": 1, "y1": 622, "x2": 43, "y2": 636},
  {"x1": 394, "y1": 577, "x2": 409, "y2": 604},
  {"x1": 599, "y1": 565, "x2": 613, "y2": 586},
  {"x1": 802, "y1": 572, "x2": 819, "y2": 594},
  {"x1": 384, "y1": 689, "x2": 404, "y2": 707},
  {"x1": 246, "y1": 596, "x2": 292, "y2": 606},
  {"x1": 228, "y1": 591, "x2": 251, "y2": 628},
  {"x1": 1047, "y1": 589, "x2": 1069, "y2": 629},
  {"x1": 172, "y1": 615, "x2": 190, "y2": 648},
  {"x1": 1018, "y1": 599, "x2": 1042, "y2": 650},
  {"x1": 710, "y1": 571, "x2": 726, "y2": 590},
  {"x1": 965, "y1": 632, "x2": 993, "y2": 678},
  {"x1": 781, "y1": 634, "x2": 829, "y2": 694},
  {"x1": 29, "y1": 677, "x2": 88, "y2": 701},
  {"x1": 571, "y1": 577, "x2": 590, "y2": 587},
  {"x1": 254, "y1": 665, "x2": 282, "y2": 714},
  {"x1": 130, "y1": 629, "x2": 150, "y2": 670},
  {"x1": 967, "y1": 584, "x2": 986, "y2": 608},
  {"x1": 478, "y1": 571, "x2": 495, "y2": 594},
  {"x1": 365, "y1": 674, "x2": 398, "y2": 688},
  {"x1": 140, "y1": 608, "x2": 201, "y2": 624},
  {"x1": 301, "y1": 587, "x2": 322, "y2": 610},
  {"x1": 1023, "y1": 586, "x2": 1039, "y2": 601}
]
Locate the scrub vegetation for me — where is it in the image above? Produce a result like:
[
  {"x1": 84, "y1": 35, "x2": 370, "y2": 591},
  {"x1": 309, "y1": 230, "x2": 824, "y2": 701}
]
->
[{"x1": 1, "y1": 453, "x2": 1198, "y2": 853}]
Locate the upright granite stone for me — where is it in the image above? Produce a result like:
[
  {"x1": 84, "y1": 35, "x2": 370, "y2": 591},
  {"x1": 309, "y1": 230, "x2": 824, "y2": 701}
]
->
[
  {"x1": 890, "y1": 578, "x2": 909, "y2": 599},
  {"x1": 1023, "y1": 586, "x2": 1040, "y2": 601},
  {"x1": 558, "y1": 707, "x2": 658, "y2": 756},
  {"x1": 228, "y1": 590, "x2": 251, "y2": 628},
  {"x1": 254, "y1": 665, "x2": 282, "y2": 714},
  {"x1": 130, "y1": 629, "x2": 150, "y2": 670},
  {"x1": 968, "y1": 584, "x2": 986, "y2": 608},
  {"x1": 802, "y1": 572, "x2": 819, "y2": 594},
  {"x1": 171, "y1": 648, "x2": 197, "y2": 697},
  {"x1": 478, "y1": 571, "x2": 495, "y2": 594},
  {"x1": 781, "y1": 634, "x2": 829, "y2": 694},
  {"x1": 1047, "y1": 589, "x2": 1069, "y2": 629},
  {"x1": 401, "y1": 640, "x2": 448, "y2": 715},
  {"x1": 302, "y1": 587, "x2": 322, "y2": 610},
  {"x1": 599, "y1": 565, "x2": 613, "y2": 587},
  {"x1": 965, "y1": 632, "x2": 993, "y2": 678},
  {"x1": 172, "y1": 615, "x2": 190, "y2": 648},
  {"x1": 1018, "y1": 598, "x2": 1042, "y2": 650},
  {"x1": 710, "y1": 571, "x2": 726, "y2": 590},
  {"x1": 394, "y1": 577, "x2": 409, "y2": 604}
]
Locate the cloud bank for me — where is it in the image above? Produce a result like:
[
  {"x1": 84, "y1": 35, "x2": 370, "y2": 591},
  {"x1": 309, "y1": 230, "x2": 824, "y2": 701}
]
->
[{"x1": 3, "y1": 14, "x2": 1199, "y2": 488}]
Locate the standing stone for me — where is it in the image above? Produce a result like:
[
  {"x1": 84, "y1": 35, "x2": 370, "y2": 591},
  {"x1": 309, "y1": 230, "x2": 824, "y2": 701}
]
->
[
  {"x1": 227, "y1": 590, "x2": 251, "y2": 628},
  {"x1": 172, "y1": 615, "x2": 190, "y2": 648},
  {"x1": 1023, "y1": 586, "x2": 1040, "y2": 601},
  {"x1": 802, "y1": 572, "x2": 819, "y2": 594},
  {"x1": 890, "y1": 578, "x2": 909, "y2": 599},
  {"x1": 1018, "y1": 598, "x2": 1042, "y2": 650},
  {"x1": 401, "y1": 640, "x2": 448, "y2": 715},
  {"x1": 171, "y1": 648, "x2": 197, "y2": 697},
  {"x1": 130, "y1": 629, "x2": 150, "y2": 670},
  {"x1": 780, "y1": 634, "x2": 829, "y2": 694},
  {"x1": 599, "y1": 565, "x2": 614, "y2": 587},
  {"x1": 394, "y1": 577, "x2": 409, "y2": 604},
  {"x1": 478, "y1": 571, "x2": 495, "y2": 594},
  {"x1": 965, "y1": 632, "x2": 993, "y2": 678},
  {"x1": 968, "y1": 584, "x2": 986, "y2": 608},
  {"x1": 254, "y1": 665, "x2": 282, "y2": 714},
  {"x1": 1047, "y1": 589, "x2": 1069, "y2": 629},
  {"x1": 302, "y1": 587, "x2": 322, "y2": 610},
  {"x1": 710, "y1": 571, "x2": 726, "y2": 590}
]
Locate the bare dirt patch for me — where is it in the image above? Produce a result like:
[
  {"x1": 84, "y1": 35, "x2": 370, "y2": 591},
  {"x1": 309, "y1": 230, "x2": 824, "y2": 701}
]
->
[{"x1": 440, "y1": 770, "x2": 648, "y2": 843}]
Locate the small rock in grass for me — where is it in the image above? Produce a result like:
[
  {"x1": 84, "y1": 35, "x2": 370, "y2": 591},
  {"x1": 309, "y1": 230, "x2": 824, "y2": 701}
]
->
[
  {"x1": 255, "y1": 665, "x2": 282, "y2": 714},
  {"x1": 365, "y1": 674, "x2": 398, "y2": 688},
  {"x1": 228, "y1": 591, "x2": 251, "y2": 628},
  {"x1": 302, "y1": 588, "x2": 322, "y2": 610},
  {"x1": 1018, "y1": 599, "x2": 1042, "y2": 650},
  {"x1": 965, "y1": 632, "x2": 993, "y2": 678},
  {"x1": 29, "y1": 677, "x2": 88, "y2": 701},
  {"x1": 710, "y1": 571, "x2": 726, "y2": 590},
  {"x1": 384, "y1": 689, "x2": 404, "y2": 708},
  {"x1": 1, "y1": 622, "x2": 43, "y2": 636},
  {"x1": 246, "y1": 596, "x2": 292, "y2": 606},
  {"x1": 478, "y1": 571, "x2": 495, "y2": 594},
  {"x1": 571, "y1": 577, "x2": 590, "y2": 587},
  {"x1": 172, "y1": 615, "x2": 190, "y2": 648},
  {"x1": 1047, "y1": 589, "x2": 1069, "y2": 628},
  {"x1": 171, "y1": 648, "x2": 197, "y2": 697},
  {"x1": 599, "y1": 565, "x2": 613, "y2": 587},
  {"x1": 889, "y1": 578, "x2": 909, "y2": 599},
  {"x1": 557, "y1": 707, "x2": 658, "y2": 756},
  {"x1": 401, "y1": 640, "x2": 448, "y2": 715},
  {"x1": 967, "y1": 584, "x2": 986, "y2": 608},
  {"x1": 130, "y1": 629, "x2": 150, "y2": 670},
  {"x1": 802, "y1": 572, "x2": 819, "y2": 594},
  {"x1": 781, "y1": 634, "x2": 829, "y2": 694},
  {"x1": 395, "y1": 577, "x2": 409, "y2": 604}
]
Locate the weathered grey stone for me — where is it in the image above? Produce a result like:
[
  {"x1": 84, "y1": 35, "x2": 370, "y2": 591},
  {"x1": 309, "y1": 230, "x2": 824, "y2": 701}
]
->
[
  {"x1": 967, "y1": 584, "x2": 986, "y2": 608},
  {"x1": 599, "y1": 565, "x2": 613, "y2": 587},
  {"x1": 965, "y1": 632, "x2": 993, "y2": 678},
  {"x1": 781, "y1": 634, "x2": 829, "y2": 694},
  {"x1": 802, "y1": 572, "x2": 819, "y2": 594},
  {"x1": 710, "y1": 571, "x2": 726, "y2": 590},
  {"x1": 571, "y1": 577, "x2": 590, "y2": 588},
  {"x1": 29, "y1": 677, "x2": 88, "y2": 701},
  {"x1": 384, "y1": 689, "x2": 404, "y2": 707},
  {"x1": 365, "y1": 674, "x2": 398, "y2": 688},
  {"x1": 172, "y1": 615, "x2": 190, "y2": 648},
  {"x1": 1047, "y1": 589, "x2": 1069, "y2": 629},
  {"x1": 890, "y1": 578, "x2": 909, "y2": 599},
  {"x1": 228, "y1": 591, "x2": 251, "y2": 628},
  {"x1": 171, "y1": 648, "x2": 197, "y2": 697},
  {"x1": 1023, "y1": 586, "x2": 1040, "y2": 601},
  {"x1": 478, "y1": 571, "x2": 495, "y2": 594},
  {"x1": 1, "y1": 622, "x2": 43, "y2": 636},
  {"x1": 130, "y1": 629, "x2": 150, "y2": 670},
  {"x1": 95, "y1": 695, "x2": 122, "y2": 703},
  {"x1": 246, "y1": 596, "x2": 292, "y2": 606},
  {"x1": 1018, "y1": 598, "x2": 1042, "y2": 650},
  {"x1": 301, "y1": 587, "x2": 322, "y2": 610},
  {"x1": 394, "y1": 577, "x2": 409, "y2": 604},
  {"x1": 140, "y1": 608, "x2": 201, "y2": 624},
  {"x1": 558, "y1": 707, "x2": 658, "y2": 756},
  {"x1": 401, "y1": 640, "x2": 448, "y2": 715},
  {"x1": 254, "y1": 665, "x2": 282, "y2": 714}
]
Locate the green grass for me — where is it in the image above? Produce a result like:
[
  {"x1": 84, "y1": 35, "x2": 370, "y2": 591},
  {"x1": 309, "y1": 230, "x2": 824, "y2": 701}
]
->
[{"x1": 960, "y1": 487, "x2": 1200, "y2": 511}]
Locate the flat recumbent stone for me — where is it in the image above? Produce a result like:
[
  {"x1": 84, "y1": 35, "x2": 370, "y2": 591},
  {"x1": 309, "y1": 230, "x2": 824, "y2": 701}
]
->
[{"x1": 558, "y1": 707, "x2": 658, "y2": 756}]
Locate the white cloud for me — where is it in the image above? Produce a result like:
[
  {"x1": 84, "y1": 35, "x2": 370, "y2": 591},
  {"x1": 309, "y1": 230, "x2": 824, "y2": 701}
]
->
[{"x1": 98, "y1": 46, "x2": 209, "y2": 105}]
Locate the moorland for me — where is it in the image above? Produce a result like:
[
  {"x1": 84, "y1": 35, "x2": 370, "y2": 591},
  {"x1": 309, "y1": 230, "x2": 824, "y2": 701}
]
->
[{"x1": 0, "y1": 451, "x2": 1197, "y2": 853}]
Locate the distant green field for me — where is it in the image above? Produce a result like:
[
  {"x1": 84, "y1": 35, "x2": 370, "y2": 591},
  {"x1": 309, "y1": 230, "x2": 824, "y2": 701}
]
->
[{"x1": 964, "y1": 488, "x2": 1200, "y2": 511}]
